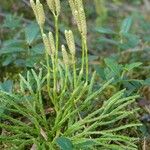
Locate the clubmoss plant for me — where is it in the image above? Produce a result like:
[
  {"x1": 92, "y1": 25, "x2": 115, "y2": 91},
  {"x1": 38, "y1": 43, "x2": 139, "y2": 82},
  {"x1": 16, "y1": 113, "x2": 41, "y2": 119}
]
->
[{"x1": 0, "y1": 0, "x2": 141, "y2": 149}]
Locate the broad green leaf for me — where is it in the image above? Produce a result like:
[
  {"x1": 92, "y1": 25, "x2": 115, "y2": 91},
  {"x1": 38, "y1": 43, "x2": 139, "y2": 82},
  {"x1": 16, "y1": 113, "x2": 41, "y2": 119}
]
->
[
  {"x1": 25, "y1": 22, "x2": 40, "y2": 44},
  {"x1": 121, "y1": 33, "x2": 140, "y2": 49},
  {"x1": 98, "y1": 37, "x2": 119, "y2": 45},
  {"x1": 31, "y1": 43, "x2": 44, "y2": 54},
  {"x1": 2, "y1": 14, "x2": 21, "y2": 29},
  {"x1": 120, "y1": 17, "x2": 133, "y2": 33},
  {"x1": 143, "y1": 78, "x2": 150, "y2": 86},
  {"x1": 139, "y1": 125, "x2": 150, "y2": 137},
  {"x1": 95, "y1": 27, "x2": 116, "y2": 34},
  {"x1": 14, "y1": 59, "x2": 25, "y2": 67},
  {"x1": 104, "y1": 67, "x2": 115, "y2": 80},
  {"x1": 2, "y1": 56, "x2": 14, "y2": 66},
  {"x1": 25, "y1": 55, "x2": 42, "y2": 67},
  {"x1": 124, "y1": 62, "x2": 142, "y2": 71},
  {"x1": 88, "y1": 55, "x2": 99, "y2": 61},
  {"x1": 0, "y1": 80, "x2": 13, "y2": 93},
  {"x1": 94, "y1": 66, "x2": 106, "y2": 80},
  {"x1": 123, "y1": 80, "x2": 142, "y2": 95},
  {"x1": 143, "y1": 35, "x2": 150, "y2": 42},
  {"x1": 3, "y1": 39, "x2": 24, "y2": 47},
  {"x1": 104, "y1": 58, "x2": 122, "y2": 76},
  {"x1": 0, "y1": 47, "x2": 25, "y2": 55},
  {"x1": 75, "y1": 140, "x2": 96, "y2": 149},
  {"x1": 56, "y1": 137, "x2": 73, "y2": 150}
]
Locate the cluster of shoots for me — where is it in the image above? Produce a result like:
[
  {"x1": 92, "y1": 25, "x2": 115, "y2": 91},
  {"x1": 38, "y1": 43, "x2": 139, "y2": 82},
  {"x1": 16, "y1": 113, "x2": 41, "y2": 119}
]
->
[{"x1": 30, "y1": 0, "x2": 89, "y2": 104}]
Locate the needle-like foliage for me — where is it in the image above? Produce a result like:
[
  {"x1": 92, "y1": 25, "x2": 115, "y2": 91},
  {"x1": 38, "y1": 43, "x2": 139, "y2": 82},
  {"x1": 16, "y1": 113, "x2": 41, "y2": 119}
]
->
[{"x1": 0, "y1": 0, "x2": 141, "y2": 149}]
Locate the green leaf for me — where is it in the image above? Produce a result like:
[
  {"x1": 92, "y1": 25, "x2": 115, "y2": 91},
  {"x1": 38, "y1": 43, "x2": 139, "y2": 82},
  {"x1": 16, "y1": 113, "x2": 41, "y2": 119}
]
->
[
  {"x1": 56, "y1": 137, "x2": 73, "y2": 150},
  {"x1": 88, "y1": 55, "x2": 99, "y2": 61},
  {"x1": 121, "y1": 33, "x2": 140, "y2": 49},
  {"x1": 25, "y1": 55, "x2": 41, "y2": 67},
  {"x1": 139, "y1": 125, "x2": 150, "y2": 137},
  {"x1": 143, "y1": 78, "x2": 150, "y2": 86},
  {"x1": 94, "y1": 66, "x2": 106, "y2": 80},
  {"x1": 120, "y1": 16, "x2": 133, "y2": 33},
  {"x1": 2, "y1": 56, "x2": 15, "y2": 66},
  {"x1": 95, "y1": 27, "x2": 116, "y2": 34},
  {"x1": 143, "y1": 35, "x2": 150, "y2": 42},
  {"x1": 25, "y1": 22, "x2": 40, "y2": 44},
  {"x1": 31, "y1": 43, "x2": 44, "y2": 54},
  {"x1": 2, "y1": 14, "x2": 21, "y2": 29},
  {"x1": 124, "y1": 62, "x2": 142, "y2": 71},
  {"x1": 75, "y1": 140, "x2": 96, "y2": 149},
  {"x1": 14, "y1": 59, "x2": 25, "y2": 67},
  {"x1": 104, "y1": 58, "x2": 122, "y2": 76},
  {"x1": 0, "y1": 80, "x2": 13, "y2": 93},
  {"x1": 0, "y1": 47, "x2": 25, "y2": 55},
  {"x1": 98, "y1": 37, "x2": 119, "y2": 45},
  {"x1": 0, "y1": 80, "x2": 13, "y2": 116},
  {"x1": 3, "y1": 39, "x2": 24, "y2": 47}
]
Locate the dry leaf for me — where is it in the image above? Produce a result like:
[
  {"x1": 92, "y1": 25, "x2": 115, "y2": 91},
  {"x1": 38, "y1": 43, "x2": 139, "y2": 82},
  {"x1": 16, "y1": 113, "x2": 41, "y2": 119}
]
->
[
  {"x1": 30, "y1": 144, "x2": 36, "y2": 150},
  {"x1": 40, "y1": 128, "x2": 48, "y2": 141}
]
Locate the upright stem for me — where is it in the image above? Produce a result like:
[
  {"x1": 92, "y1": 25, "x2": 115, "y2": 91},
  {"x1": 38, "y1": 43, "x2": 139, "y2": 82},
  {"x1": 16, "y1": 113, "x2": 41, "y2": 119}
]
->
[
  {"x1": 62, "y1": 64, "x2": 69, "y2": 96},
  {"x1": 53, "y1": 16, "x2": 59, "y2": 102},
  {"x1": 55, "y1": 16, "x2": 59, "y2": 66},
  {"x1": 40, "y1": 26, "x2": 53, "y2": 101},
  {"x1": 57, "y1": 64, "x2": 69, "y2": 113},
  {"x1": 55, "y1": 64, "x2": 68, "y2": 124},
  {"x1": 84, "y1": 39, "x2": 89, "y2": 82},
  {"x1": 73, "y1": 56, "x2": 77, "y2": 88},
  {"x1": 40, "y1": 26, "x2": 44, "y2": 35},
  {"x1": 46, "y1": 52, "x2": 52, "y2": 99},
  {"x1": 80, "y1": 36, "x2": 89, "y2": 83},
  {"x1": 81, "y1": 37, "x2": 85, "y2": 77},
  {"x1": 38, "y1": 87, "x2": 49, "y2": 130}
]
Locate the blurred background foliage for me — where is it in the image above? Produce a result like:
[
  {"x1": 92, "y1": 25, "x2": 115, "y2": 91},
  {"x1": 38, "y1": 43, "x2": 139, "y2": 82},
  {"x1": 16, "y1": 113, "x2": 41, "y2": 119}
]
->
[{"x1": 0, "y1": 0, "x2": 150, "y2": 148}]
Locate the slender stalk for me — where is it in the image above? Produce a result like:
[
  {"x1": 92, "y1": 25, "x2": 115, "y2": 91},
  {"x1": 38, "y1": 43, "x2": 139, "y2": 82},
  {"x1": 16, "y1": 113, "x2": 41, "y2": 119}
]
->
[
  {"x1": 55, "y1": 64, "x2": 69, "y2": 126},
  {"x1": 53, "y1": 59, "x2": 57, "y2": 101},
  {"x1": 53, "y1": 64, "x2": 70, "y2": 138},
  {"x1": 40, "y1": 26, "x2": 44, "y2": 35},
  {"x1": 53, "y1": 16, "x2": 59, "y2": 101},
  {"x1": 81, "y1": 37, "x2": 85, "y2": 74},
  {"x1": 81, "y1": 36, "x2": 89, "y2": 83},
  {"x1": 38, "y1": 88, "x2": 49, "y2": 130},
  {"x1": 59, "y1": 64, "x2": 69, "y2": 100},
  {"x1": 64, "y1": 65, "x2": 69, "y2": 91},
  {"x1": 46, "y1": 52, "x2": 53, "y2": 100},
  {"x1": 84, "y1": 39, "x2": 89, "y2": 82},
  {"x1": 55, "y1": 16, "x2": 59, "y2": 65},
  {"x1": 39, "y1": 27, "x2": 51, "y2": 125},
  {"x1": 72, "y1": 56, "x2": 77, "y2": 87},
  {"x1": 40, "y1": 26, "x2": 53, "y2": 103}
]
